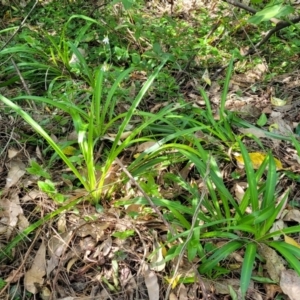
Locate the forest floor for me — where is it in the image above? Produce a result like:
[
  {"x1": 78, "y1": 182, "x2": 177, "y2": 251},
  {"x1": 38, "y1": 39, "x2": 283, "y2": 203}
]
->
[{"x1": 1, "y1": 0, "x2": 300, "y2": 299}]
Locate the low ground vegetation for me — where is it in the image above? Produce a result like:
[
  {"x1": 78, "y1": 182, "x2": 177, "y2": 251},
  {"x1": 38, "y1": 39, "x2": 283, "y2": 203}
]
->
[{"x1": 1, "y1": 0, "x2": 300, "y2": 299}]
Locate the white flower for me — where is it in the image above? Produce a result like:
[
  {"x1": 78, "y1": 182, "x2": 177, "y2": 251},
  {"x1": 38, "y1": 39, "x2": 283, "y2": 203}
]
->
[
  {"x1": 101, "y1": 62, "x2": 110, "y2": 71},
  {"x1": 103, "y1": 36, "x2": 109, "y2": 45}
]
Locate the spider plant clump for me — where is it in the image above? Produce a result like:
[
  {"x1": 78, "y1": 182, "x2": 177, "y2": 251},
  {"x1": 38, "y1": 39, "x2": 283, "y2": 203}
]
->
[{"x1": 0, "y1": 14, "x2": 170, "y2": 203}]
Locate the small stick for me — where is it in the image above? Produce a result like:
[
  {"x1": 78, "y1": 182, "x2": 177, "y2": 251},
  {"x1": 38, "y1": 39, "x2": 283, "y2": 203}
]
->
[{"x1": 115, "y1": 157, "x2": 175, "y2": 237}]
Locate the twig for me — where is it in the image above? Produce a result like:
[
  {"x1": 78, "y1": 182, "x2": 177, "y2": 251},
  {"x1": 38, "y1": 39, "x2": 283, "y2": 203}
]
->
[
  {"x1": 253, "y1": 16, "x2": 300, "y2": 50},
  {"x1": 0, "y1": 0, "x2": 39, "y2": 51},
  {"x1": 0, "y1": 128, "x2": 15, "y2": 160},
  {"x1": 115, "y1": 157, "x2": 175, "y2": 237},
  {"x1": 212, "y1": 1, "x2": 300, "y2": 79},
  {"x1": 164, "y1": 154, "x2": 212, "y2": 300},
  {"x1": 224, "y1": 0, "x2": 257, "y2": 14},
  {"x1": 10, "y1": 58, "x2": 37, "y2": 110},
  {"x1": 0, "y1": 228, "x2": 42, "y2": 297}
]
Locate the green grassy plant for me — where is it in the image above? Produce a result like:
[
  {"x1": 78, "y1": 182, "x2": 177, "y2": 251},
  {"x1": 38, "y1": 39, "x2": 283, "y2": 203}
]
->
[
  {"x1": 0, "y1": 12, "x2": 171, "y2": 203},
  {"x1": 0, "y1": 15, "x2": 109, "y2": 90},
  {"x1": 120, "y1": 133, "x2": 300, "y2": 297},
  {"x1": 0, "y1": 55, "x2": 168, "y2": 203},
  {"x1": 115, "y1": 61, "x2": 300, "y2": 298}
]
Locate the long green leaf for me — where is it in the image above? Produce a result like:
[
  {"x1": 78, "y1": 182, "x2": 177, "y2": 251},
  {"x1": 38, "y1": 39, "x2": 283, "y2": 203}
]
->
[
  {"x1": 68, "y1": 42, "x2": 93, "y2": 84},
  {"x1": 220, "y1": 58, "x2": 234, "y2": 118},
  {"x1": 93, "y1": 68, "x2": 104, "y2": 134},
  {"x1": 268, "y1": 241, "x2": 300, "y2": 276},
  {"x1": 262, "y1": 153, "x2": 277, "y2": 208},
  {"x1": 238, "y1": 139, "x2": 258, "y2": 211},
  {"x1": 199, "y1": 241, "x2": 243, "y2": 274},
  {"x1": 241, "y1": 243, "x2": 257, "y2": 298},
  {"x1": 261, "y1": 225, "x2": 300, "y2": 241},
  {"x1": 260, "y1": 189, "x2": 289, "y2": 237},
  {"x1": 106, "y1": 67, "x2": 134, "y2": 121},
  {"x1": 0, "y1": 95, "x2": 88, "y2": 191},
  {"x1": 13, "y1": 95, "x2": 88, "y2": 119}
]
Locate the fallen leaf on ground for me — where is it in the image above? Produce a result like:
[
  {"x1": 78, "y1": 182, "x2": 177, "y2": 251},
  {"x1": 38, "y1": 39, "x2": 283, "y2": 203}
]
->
[
  {"x1": 271, "y1": 96, "x2": 287, "y2": 106},
  {"x1": 284, "y1": 235, "x2": 300, "y2": 249},
  {"x1": 214, "y1": 278, "x2": 254, "y2": 295},
  {"x1": 178, "y1": 283, "x2": 188, "y2": 300},
  {"x1": 8, "y1": 148, "x2": 19, "y2": 159},
  {"x1": 235, "y1": 152, "x2": 283, "y2": 170},
  {"x1": 264, "y1": 284, "x2": 282, "y2": 300},
  {"x1": 46, "y1": 231, "x2": 73, "y2": 276},
  {"x1": 0, "y1": 189, "x2": 25, "y2": 239},
  {"x1": 5, "y1": 159, "x2": 26, "y2": 188},
  {"x1": 258, "y1": 244, "x2": 286, "y2": 282},
  {"x1": 269, "y1": 220, "x2": 285, "y2": 240},
  {"x1": 24, "y1": 240, "x2": 46, "y2": 294},
  {"x1": 136, "y1": 141, "x2": 157, "y2": 152},
  {"x1": 165, "y1": 274, "x2": 182, "y2": 289},
  {"x1": 143, "y1": 263, "x2": 159, "y2": 300},
  {"x1": 280, "y1": 269, "x2": 300, "y2": 300},
  {"x1": 283, "y1": 209, "x2": 300, "y2": 223}
]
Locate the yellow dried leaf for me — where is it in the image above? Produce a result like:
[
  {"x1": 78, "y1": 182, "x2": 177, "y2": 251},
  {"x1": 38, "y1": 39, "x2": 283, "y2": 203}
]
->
[
  {"x1": 160, "y1": 242, "x2": 167, "y2": 257},
  {"x1": 63, "y1": 146, "x2": 77, "y2": 156},
  {"x1": 271, "y1": 96, "x2": 286, "y2": 107},
  {"x1": 284, "y1": 235, "x2": 300, "y2": 249},
  {"x1": 202, "y1": 68, "x2": 211, "y2": 86},
  {"x1": 165, "y1": 274, "x2": 182, "y2": 289},
  {"x1": 235, "y1": 152, "x2": 283, "y2": 170}
]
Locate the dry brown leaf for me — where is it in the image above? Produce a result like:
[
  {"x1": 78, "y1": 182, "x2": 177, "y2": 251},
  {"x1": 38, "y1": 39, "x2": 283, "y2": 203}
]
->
[
  {"x1": 178, "y1": 283, "x2": 188, "y2": 300},
  {"x1": 0, "y1": 190, "x2": 24, "y2": 239},
  {"x1": 24, "y1": 240, "x2": 46, "y2": 294},
  {"x1": 137, "y1": 141, "x2": 157, "y2": 153},
  {"x1": 283, "y1": 209, "x2": 300, "y2": 223},
  {"x1": 97, "y1": 289, "x2": 110, "y2": 300},
  {"x1": 269, "y1": 113, "x2": 293, "y2": 137},
  {"x1": 18, "y1": 214, "x2": 30, "y2": 231},
  {"x1": 264, "y1": 284, "x2": 282, "y2": 300},
  {"x1": 269, "y1": 220, "x2": 285, "y2": 241},
  {"x1": 143, "y1": 264, "x2": 159, "y2": 300},
  {"x1": 120, "y1": 266, "x2": 137, "y2": 299},
  {"x1": 21, "y1": 190, "x2": 42, "y2": 202},
  {"x1": 259, "y1": 244, "x2": 286, "y2": 282},
  {"x1": 280, "y1": 269, "x2": 300, "y2": 300},
  {"x1": 5, "y1": 269, "x2": 24, "y2": 283},
  {"x1": 150, "y1": 102, "x2": 168, "y2": 113},
  {"x1": 169, "y1": 292, "x2": 178, "y2": 300},
  {"x1": 233, "y1": 182, "x2": 246, "y2": 203},
  {"x1": 7, "y1": 148, "x2": 19, "y2": 159},
  {"x1": 57, "y1": 214, "x2": 67, "y2": 233},
  {"x1": 98, "y1": 236, "x2": 112, "y2": 257},
  {"x1": 214, "y1": 278, "x2": 254, "y2": 295},
  {"x1": 5, "y1": 159, "x2": 26, "y2": 188},
  {"x1": 46, "y1": 231, "x2": 73, "y2": 276},
  {"x1": 76, "y1": 222, "x2": 109, "y2": 242},
  {"x1": 106, "y1": 131, "x2": 132, "y2": 141},
  {"x1": 238, "y1": 127, "x2": 269, "y2": 139}
]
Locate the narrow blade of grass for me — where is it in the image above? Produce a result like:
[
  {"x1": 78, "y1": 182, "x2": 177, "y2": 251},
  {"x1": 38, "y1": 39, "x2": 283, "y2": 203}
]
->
[
  {"x1": 241, "y1": 242, "x2": 257, "y2": 298},
  {"x1": 199, "y1": 241, "x2": 243, "y2": 274}
]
